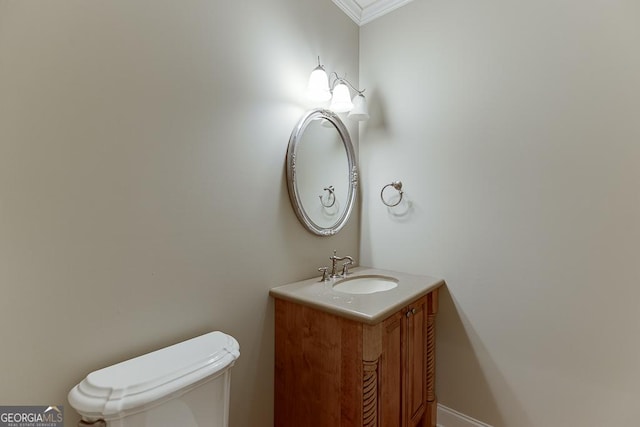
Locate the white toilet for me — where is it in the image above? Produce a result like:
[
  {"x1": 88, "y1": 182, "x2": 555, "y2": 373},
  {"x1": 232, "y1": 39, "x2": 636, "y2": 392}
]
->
[{"x1": 68, "y1": 331, "x2": 240, "y2": 427}]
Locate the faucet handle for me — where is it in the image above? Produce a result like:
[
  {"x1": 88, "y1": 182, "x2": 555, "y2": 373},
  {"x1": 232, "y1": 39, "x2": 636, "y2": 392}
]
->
[
  {"x1": 341, "y1": 259, "x2": 353, "y2": 276},
  {"x1": 318, "y1": 266, "x2": 329, "y2": 282}
]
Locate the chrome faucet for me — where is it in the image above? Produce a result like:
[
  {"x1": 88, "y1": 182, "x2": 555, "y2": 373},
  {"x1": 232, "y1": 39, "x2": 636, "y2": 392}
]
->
[
  {"x1": 329, "y1": 250, "x2": 354, "y2": 278},
  {"x1": 318, "y1": 250, "x2": 355, "y2": 281}
]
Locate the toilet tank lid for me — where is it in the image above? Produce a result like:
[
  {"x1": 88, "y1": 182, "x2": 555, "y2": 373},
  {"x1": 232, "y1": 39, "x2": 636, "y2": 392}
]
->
[{"x1": 68, "y1": 331, "x2": 240, "y2": 420}]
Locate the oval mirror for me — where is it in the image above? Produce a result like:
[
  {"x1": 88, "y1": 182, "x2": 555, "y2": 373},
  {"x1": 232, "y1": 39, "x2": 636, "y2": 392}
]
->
[{"x1": 286, "y1": 109, "x2": 358, "y2": 236}]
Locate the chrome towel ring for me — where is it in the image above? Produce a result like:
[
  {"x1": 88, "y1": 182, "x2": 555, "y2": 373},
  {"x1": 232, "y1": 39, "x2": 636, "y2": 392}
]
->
[
  {"x1": 380, "y1": 181, "x2": 403, "y2": 207},
  {"x1": 319, "y1": 186, "x2": 336, "y2": 208}
]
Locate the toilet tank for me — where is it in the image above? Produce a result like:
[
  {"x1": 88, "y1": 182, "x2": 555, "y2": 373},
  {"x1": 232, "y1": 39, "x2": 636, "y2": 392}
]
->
[{"x1": 68, "y1": 331, "x2": 240, "y2": 427}]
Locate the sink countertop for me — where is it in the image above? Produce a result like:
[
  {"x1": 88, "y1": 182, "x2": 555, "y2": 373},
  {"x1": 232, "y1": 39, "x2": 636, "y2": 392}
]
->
[{"x1": 269, "y1": 266, "x2": 444, "y2": 325}]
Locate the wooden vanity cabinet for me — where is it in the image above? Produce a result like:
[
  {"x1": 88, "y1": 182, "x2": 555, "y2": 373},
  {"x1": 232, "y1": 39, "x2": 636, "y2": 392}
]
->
[{"x1": 274, "y1": 288, "x2": 439, "y2": 427}]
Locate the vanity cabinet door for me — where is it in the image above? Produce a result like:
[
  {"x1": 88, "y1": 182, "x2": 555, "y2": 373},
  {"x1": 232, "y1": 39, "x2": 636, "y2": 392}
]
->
[
  {"x1": 405, "y1": 297, "x2": 427, "y2": 427},
  {"x1": 380, "y1": 311, "x2": 403, "y2": 427},
  {"x1": 379, "y1": 295, "x2": 428, "y2": 427}
]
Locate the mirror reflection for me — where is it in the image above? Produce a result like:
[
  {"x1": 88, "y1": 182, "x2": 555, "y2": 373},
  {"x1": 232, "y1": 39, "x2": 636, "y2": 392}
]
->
[{"x1": 286, "y1": 109, "x2": 357, "y2": 236}]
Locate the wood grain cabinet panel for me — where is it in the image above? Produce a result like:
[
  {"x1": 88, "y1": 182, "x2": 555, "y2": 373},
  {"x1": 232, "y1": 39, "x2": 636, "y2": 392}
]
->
[
  {"x1": 274, "y1": 288, "x2": 439, "y2": 427},
  {"x1": 405, "y1": 297, "x2": 427, "y2": 427},
  {"x1": 380, "y1": 312, "x2": 403, "y2": 427}
]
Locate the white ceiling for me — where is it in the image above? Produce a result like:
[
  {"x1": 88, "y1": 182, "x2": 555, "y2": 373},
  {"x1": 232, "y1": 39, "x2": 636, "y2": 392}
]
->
[{"x1": 331, "y1": 0, "x2": 415, "y2": 26}]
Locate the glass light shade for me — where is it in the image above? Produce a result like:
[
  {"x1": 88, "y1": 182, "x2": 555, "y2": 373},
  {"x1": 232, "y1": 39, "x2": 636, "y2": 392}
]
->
[
  {"x1": 329, "y1": 82, "x2": 353, "y2": 113},
  {"x1": 348, "y1": 93, "x2": 369, "y2": 121},
  {"x1": 307, "y1": 66, "x2": 331, "y2": 102}
]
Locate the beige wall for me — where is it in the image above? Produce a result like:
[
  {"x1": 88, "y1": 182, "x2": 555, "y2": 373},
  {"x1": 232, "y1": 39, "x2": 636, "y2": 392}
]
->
[
  {"x1": 0, "y1": 1, "x2": 359, "y2": 426},
  {"x1": 360, "y1": 0, "x2": 640, "y2": 426}
]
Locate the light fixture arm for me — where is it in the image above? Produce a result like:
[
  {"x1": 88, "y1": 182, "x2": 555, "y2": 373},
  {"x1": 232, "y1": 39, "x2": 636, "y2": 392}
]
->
[
  {"x1": 328, "y1": 72, "x2": 365, "y2": 95},
  {"x1": 314, "y1": 56, "x2": 325, "y2": 71}
]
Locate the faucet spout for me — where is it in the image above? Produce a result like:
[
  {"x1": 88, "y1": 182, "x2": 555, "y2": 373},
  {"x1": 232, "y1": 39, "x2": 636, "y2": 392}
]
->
[{"x1": 329, "y1": 250, "x2": 355, "y2": 278}]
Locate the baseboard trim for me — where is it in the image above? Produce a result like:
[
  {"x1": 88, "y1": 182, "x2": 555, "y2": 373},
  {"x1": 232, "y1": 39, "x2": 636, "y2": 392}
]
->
[{"x1": 437, "y1": 404, "x2": 494, "y2": 427}]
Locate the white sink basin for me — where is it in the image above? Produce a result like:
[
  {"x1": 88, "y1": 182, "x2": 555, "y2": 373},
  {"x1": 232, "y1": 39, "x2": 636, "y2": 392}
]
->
[{"x1": 333, "y1": 275, "x2": 398, "y2": 294}]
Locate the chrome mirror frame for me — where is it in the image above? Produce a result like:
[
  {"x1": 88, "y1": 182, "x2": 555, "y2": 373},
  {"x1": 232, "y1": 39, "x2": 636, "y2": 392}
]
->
[{"x1": 286, "y1": 109, "x2": 358, "y2": 236}]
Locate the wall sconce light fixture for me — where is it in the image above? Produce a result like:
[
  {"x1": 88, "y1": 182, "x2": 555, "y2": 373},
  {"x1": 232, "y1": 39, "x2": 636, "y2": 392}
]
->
[{"x1": 307, "y1": 57, "x2": 369, "y2": 121}]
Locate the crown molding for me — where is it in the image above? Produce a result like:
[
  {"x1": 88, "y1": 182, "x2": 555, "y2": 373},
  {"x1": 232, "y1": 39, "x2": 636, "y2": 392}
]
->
[{"x1": 331, "y1": 0, "x2": 415, "y2": 26}]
